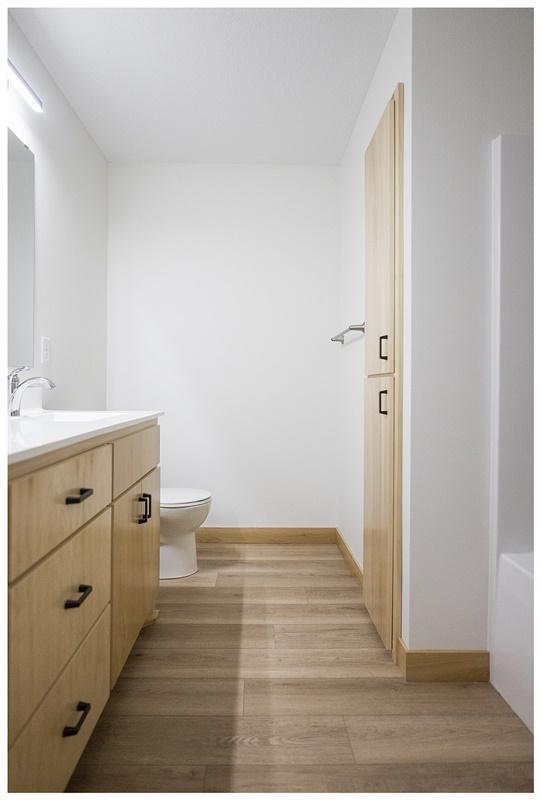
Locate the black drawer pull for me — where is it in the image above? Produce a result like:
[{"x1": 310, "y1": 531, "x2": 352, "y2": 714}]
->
[
  {"x1": 65, "y1": 488, "x2": 94, "y2": 505},
  {"x1": 64, "y1": 584, "x2": 93, "y2": 609},
  {"x1": 142, "y1": 492, "x2": 152, "y2": 519},
  {"x1": 62, "y1": 701, "x2": 91, "y2": 737},
  {"x1": 379, "y1": 390, "x2": 388, "y2": 415},
  {"x1": 379, "y1": 335, "x2": 389, "y2": 360},
  {"x1": 138, "y1": 495, "x2": 149, "y2": 524}
]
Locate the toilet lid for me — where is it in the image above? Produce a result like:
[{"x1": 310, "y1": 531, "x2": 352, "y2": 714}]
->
[{"x1": 160, "y1": 488, "x2": 211, "y2": 508}]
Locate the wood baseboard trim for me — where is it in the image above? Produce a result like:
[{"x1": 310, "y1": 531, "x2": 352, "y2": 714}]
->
[
  {"x1": 197, "y1": 527, "x2": 337, "y2": 544},
  {"x1": 397, "y1": 637, "x2": 490, "y2": 682},
  {"x1": 198, "y1": 527, "x2": 364, "y2": 582},
  {"x1": 335, "y1": 528, "x2": 363, "y2": 588}
]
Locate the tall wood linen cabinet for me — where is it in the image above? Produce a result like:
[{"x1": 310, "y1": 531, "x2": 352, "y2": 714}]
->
[{"x1": 363, "y1": 84, "x2": 404, "y2": 654}]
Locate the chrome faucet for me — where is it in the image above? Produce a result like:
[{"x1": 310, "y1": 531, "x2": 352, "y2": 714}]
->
[{"x1": 8, "y1": 367, "x2": 56, "y2": 417}]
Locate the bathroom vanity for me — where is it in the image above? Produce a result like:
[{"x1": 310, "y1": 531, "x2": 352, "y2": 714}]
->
[{"x1": 8, "y1": 411, "x2": 162, "y2": 792}]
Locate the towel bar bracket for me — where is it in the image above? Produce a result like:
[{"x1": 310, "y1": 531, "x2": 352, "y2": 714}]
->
[{"x1": 331, "y1": 323, "x2": 366, "y2": 344}]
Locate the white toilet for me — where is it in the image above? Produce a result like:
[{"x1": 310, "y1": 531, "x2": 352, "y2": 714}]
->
[{"x1": 159, "y1": 488, "x2": 212, "y2": 579}]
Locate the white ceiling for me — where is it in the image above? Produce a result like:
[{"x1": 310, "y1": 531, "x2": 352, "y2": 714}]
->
[{"x1": 11, "y1": 8, "x2": 397, "y2": 165}]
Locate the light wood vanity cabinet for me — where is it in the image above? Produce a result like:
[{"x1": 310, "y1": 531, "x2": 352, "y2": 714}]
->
[{"x1": 8, "y1": 420, "x2": 160, "y2": 792}]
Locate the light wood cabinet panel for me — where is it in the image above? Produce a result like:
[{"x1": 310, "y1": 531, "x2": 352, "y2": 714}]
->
[
  {"x1": 141, "y1": 467, "x2": 160, "y2": 621},
  {"x1": 363, "y1": 85, "x2": 403, "y2": 658},
  {"x1": 9, "y1": 607, "x2": 111, "y2": 793},
  {"x1": 363, "y1": 375, "x2": 394, "y2": 649},
  {"x1": 365, "y1": 96, "x2": 395, "y2": 376},
  {"x1": 111, "y1": 467, "x2": 161, "y2": 686},
  {"x1": 113, "y1": 425, "x2": 160, "y2": 499},
  {"x1": 9, "y1": 508, "x2": 111, "y2": 745},
  {"x1": 111, "y1": 482, "x2": 147, "y2": 686},
  {"x1": 9, "y1": 444, "x2": 112, "y2": 581}
]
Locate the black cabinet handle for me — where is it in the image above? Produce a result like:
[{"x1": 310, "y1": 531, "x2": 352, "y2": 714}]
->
[
  {"x1": 142, "y1": 492, "x2": 152, "y2": 519},
  {"x1": 378, "y1": 390, "x2": 388, "y2": 415},
  {"x1": 138, "y1": 495, "x2": 149, "y2": 524},
  {"x1": 379, "y1": 335, "x2": 389, "y2": 360},
  {"x1": 62, "y1": 701, "x2": 91, "y2": 737},
  {"x1": 65, "y1": 488, "x2": 94, "y2": 505},
  {"x1": 64, "y1": 584, "x2": 93, "y2": 609}
]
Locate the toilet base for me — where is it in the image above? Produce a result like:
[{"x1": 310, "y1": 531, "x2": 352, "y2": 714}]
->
[
  {"x1": 160, "y1": 569, "x2": 198, "y2": 581},
  {"x1": 159, "y1": 527, "x2": 198, "y2": 580}
]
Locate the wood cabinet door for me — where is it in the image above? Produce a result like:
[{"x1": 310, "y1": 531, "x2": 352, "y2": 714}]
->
[
  {"x1": 363, "y1": 375, "x2": 394, "y2": 649},
  {"x1": 111, "y1": 481, "x2": 145, "y2": 686},
  {"x1": 141, "y1": 467, "x2": 160, "y2": 622},
  {"x1": 365, "y1": 95, "x2": 395, "y2": 376}
]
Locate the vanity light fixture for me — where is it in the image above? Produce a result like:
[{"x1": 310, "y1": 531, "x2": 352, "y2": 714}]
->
[{"x1": 8, "y1": 59, "x2": 43, "y2": 113}]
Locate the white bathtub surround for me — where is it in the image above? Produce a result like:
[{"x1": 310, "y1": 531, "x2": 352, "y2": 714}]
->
[
  {"x1": 107, "y1": 164, "x2": 340, "y2": 527},
  {"x1": 491, "y1": 553, "x2": 533, "y2": 732}
]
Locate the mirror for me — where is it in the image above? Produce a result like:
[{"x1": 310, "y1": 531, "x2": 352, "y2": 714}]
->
[{"x1": 8, "y1": 129, "x2": 35, "y2": 368}]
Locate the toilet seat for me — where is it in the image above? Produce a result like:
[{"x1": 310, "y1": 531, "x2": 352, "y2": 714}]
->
[{"x1": 160, "y1": 488, "x2": 211, "y2": 509}]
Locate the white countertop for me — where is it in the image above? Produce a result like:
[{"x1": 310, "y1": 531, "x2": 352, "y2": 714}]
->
[{"x1": 8, "y1": 409, "x2": 164, "y2": 465}]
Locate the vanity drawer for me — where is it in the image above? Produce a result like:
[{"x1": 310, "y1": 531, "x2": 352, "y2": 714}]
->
[
  {"x1": 113, "y1": 424, "x2": 159, "y2": 498},
  {"x1": 9, "y1": 605, "x2": 111, "y2": 793},
  {"x1": 9, "y1": 444, "x2": 112, "y2": 580},
  {"x1": 9, "y1": 508, "x2": 112, "y2": 745}
]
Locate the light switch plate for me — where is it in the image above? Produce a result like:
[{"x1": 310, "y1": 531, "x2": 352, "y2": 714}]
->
[{"x1": 40, "y1": 336, "x2": 51, "y2": 364}]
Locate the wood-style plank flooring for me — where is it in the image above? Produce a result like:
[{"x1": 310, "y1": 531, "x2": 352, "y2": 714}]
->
[{"x1": 69, "y1": 542, "x2": 533, "y2": 793}]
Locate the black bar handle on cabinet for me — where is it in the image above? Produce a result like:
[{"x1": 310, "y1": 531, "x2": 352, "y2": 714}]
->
[
  {"x1": 379, "y1": 335, "x2": 389, "y2": 361},
  {"x1": 64, "y1": 584, "x2": 93, "y2": 609},
  {"x1": 138, "y1": 495, "x2": 149, "y2": 524},
  {"x1": 379, "y1": 390, "x2": 388, "y2": 415},
  {"x1": 142, "y1": 492, "x2": 152, "y2": 519},
  {"x1": 62, "y1": 701, "x2": 91, "y2": 737},
  {"x1": 65, "y1": 488, "x2": 94, "y2": 505}
]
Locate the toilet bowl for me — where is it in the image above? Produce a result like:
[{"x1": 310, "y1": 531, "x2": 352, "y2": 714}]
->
[{"x1": 159, "y1": 488, "x2": 211, "y2": 579}]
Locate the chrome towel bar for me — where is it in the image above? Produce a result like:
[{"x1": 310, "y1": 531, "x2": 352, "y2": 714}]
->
[{"x1": 331, "y1": 323, "x2": 366, "y2": 343}]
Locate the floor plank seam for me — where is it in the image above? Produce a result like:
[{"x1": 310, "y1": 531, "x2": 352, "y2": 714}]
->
[{"x1": 342, "y1": 715, "x2": 359, "y2": 766}]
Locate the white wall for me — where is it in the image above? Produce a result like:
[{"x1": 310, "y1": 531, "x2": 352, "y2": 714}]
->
[
  {"x1": 405, "y1": 9, "x2": 533, "y2": 649},
  {"x1": 489, "y1": 135, "x2": 534, "y2": 560},
  {"x1": 8, "y1": 18, "x2": 108, "y2": 410},
  {"x1": 107, "y1": 164, "x2": 339, "y2": 526},
  {"x1": 336, "y1": 9, "x2": 412, "y2": 566}
]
